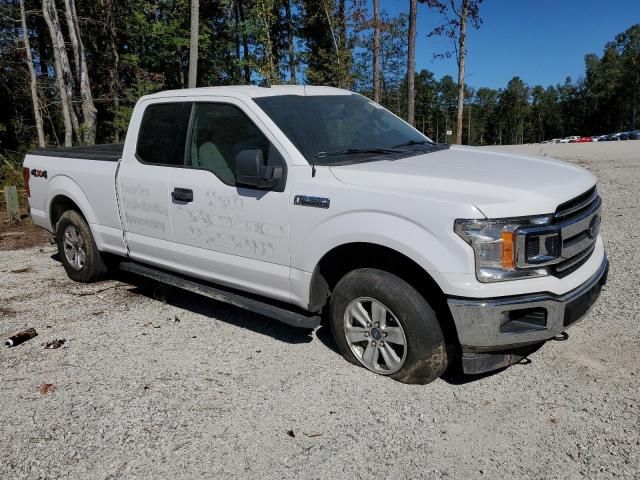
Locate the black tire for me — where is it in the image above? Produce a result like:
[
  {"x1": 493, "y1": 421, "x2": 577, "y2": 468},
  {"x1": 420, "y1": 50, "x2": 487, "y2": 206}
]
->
[
  {"x1": 329, "y1": 268, "x2": 448, "y2": 384},
  {"x1": 56, "y1": 210, "x2": 107, "y2": 283}
]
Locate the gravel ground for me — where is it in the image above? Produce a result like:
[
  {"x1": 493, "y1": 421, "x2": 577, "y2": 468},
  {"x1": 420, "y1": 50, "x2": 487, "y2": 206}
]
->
[{"x1": 1, "y1": 142, "x2": 639, "y2": 479}]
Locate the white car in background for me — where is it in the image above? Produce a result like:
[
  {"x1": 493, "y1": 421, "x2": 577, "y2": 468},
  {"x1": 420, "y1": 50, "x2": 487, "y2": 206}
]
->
[{"x1": 560, "y1": 136, "x2": 580, "y2": 143}]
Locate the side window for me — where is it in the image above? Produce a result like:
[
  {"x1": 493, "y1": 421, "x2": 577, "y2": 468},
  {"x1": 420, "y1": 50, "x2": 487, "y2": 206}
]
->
[
  {"x1": 188, "y1": 103, "x2": 283, "y2": 186},
  {"x1": 136, "y1": 102, "x2": 192, "y2": 165}
]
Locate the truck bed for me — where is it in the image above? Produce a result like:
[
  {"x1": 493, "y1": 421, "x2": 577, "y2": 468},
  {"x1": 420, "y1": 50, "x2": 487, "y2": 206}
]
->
[{"x1": 28, "y1": 143, "x2": 124, "y2": 162}]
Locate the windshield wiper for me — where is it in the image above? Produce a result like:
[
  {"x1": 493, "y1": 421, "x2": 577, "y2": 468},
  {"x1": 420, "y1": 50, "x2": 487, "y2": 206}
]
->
[
  {"x1": 392, "y1": 139, "x2": 434, "y2": 148},
  {"x1": 315, "y1": 148, "x2": 402, "y2": 158}
]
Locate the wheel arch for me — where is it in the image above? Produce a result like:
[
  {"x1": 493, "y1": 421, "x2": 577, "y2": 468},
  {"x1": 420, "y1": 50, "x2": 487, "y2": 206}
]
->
[
  {"x1": 50, "y1": 194, "x2": 88, "y2": 231},
  {"x1": 309, "y1": 242, "x2": 459, "y2": 345},
  {"x1": 46, "y1": 175, "x2": 96, "y2": 231}
]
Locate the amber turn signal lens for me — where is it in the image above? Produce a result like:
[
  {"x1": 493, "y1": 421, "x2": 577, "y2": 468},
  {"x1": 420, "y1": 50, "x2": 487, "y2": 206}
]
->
[{"x1": 501, "y1": 231, "x2": 516, "y2": 269}]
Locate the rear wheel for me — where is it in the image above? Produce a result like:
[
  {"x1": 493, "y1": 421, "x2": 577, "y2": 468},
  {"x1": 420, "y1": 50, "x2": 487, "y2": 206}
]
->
[
  {"x1": 56, "y1": 210, "x2": 107, "y2": 282},
  {"x1": 329, "y1": 268, "x2": 448, "y2": 384}
]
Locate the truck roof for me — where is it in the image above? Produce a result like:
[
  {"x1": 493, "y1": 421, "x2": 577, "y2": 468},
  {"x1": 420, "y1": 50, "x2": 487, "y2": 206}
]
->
[{"x1": 141, "y1": 85, "x2": 353, "y2": 101}]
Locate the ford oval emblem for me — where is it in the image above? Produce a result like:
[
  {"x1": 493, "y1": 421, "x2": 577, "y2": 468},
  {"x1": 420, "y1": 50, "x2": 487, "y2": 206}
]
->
[{"x1": 588, "y1": 215, "x2": 601, "y2": 239}]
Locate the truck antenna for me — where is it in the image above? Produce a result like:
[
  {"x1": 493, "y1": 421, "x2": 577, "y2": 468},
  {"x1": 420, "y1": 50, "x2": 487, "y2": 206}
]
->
[{"x1": 303, "y1": 84, "x2": 316, "y2": 177}]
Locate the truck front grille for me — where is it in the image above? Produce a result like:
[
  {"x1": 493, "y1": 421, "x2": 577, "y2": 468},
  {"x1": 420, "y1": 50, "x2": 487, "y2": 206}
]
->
[
  {"x1": 555, "y1": 186, "x2": 598, "y2": 220},
  {"x1": 551, "y1": 188, "x2": 601, "y2": 278},
  {"x1": 515, "y1": 186, "x2": 601, "y2": 278},
  {"x1": 553, "y1": 244, "x2": 596, "y2": 278}
]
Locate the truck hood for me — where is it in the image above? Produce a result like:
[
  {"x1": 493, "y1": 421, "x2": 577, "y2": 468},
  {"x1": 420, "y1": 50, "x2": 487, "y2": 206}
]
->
[{"x1": 329, "y1": 146, "x2": 596, "y2": 218}]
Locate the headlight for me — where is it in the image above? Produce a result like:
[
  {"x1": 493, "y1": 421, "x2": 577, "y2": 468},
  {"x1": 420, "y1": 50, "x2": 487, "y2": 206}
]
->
[{"x1": 454, "y1": 217, "x2": 555, "y2": 282}]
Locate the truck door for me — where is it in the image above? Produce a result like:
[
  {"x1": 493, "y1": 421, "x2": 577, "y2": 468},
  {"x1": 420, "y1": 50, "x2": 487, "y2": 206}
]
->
[
  {"x1": 117, "y1": 100, "x2": 191, "y2": 266},
  {"x1": 167, "y1": 99, "x2": 292, "y2": 303}
]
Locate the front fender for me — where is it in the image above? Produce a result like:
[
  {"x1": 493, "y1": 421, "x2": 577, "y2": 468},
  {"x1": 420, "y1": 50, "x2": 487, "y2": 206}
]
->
[{"x1": 292, "y1": 210, "x2": 474, "y2": 281}]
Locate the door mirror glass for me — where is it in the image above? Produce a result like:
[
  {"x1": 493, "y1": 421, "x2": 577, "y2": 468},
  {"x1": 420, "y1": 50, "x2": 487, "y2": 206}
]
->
[{"x1": 235, "y1": 149, "x2": 282, "y2": 189}]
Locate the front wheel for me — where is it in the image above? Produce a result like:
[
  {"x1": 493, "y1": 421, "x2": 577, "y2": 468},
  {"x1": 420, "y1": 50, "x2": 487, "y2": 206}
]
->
[{"x1": 329, "y1": 268, "x2": 449, "y2": 384}]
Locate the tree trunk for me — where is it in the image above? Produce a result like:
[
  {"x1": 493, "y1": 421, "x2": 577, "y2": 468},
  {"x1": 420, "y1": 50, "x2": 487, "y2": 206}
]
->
[
  {"x1": 63, "y1": 0, "x2": 80, "y2": 76},
  {"x1": 260, "y1": 0, "x2": 276, "y2": 83},
  {"x1": 455, "y1": 0, "x2": 468, "y2": 144},
  {"x1": 20, "y1": 0, "x2": 46, "y2": 147},
  {"x1": 407, "y1": 0, "x2": 417, "y2": 125},
  {"x1": 467, "y1": 102, "x2": 471, "y2": 144},
  {"x1": 106, "y1": 0, "x2": 120, "y2": 141},
  {"x1": 445, "y1": 113, "x2": 449, "y2": 143},
  {"x1": 633, "y1": 83, "x2": 637, "y2": 129},
  {"x1": 238, "y1": 2, "x2": 251, "y2": 83},
  {"x1": 372, "y1": 0, "x2": 380, "y2": 102},
  {"x1": 337, "y1": 0, "x2": 346, "y2": 50},
  {"x1": 323, "y1": 0, "x2": 342, "y2": 88},
  {"x1": 43, "y1": 103, "x2": 61, "y2": 146},
  {"x1": 43, "y1": 0, "x2": 75, "y2": 146},
  {"x1": 285, "y1": 0, "x2": 296, "y2": 83},
  {"x1": 233, "y1": 0, "x2": 242, "y2": 81},
  {"x1": 64, "y1": 0, "x2": 97, "y2": 144},
  {"x1": 188, "y1": 0, "x2": 199, "y2": 88}
]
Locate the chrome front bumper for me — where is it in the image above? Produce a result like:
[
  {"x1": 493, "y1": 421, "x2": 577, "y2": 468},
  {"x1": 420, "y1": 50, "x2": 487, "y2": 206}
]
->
[{"x1": 447, "y1": 256, "x2": 609, "y2": 373}]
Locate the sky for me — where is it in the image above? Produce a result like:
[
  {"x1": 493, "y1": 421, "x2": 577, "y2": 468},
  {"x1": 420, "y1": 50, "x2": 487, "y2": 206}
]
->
[{"x1": 381, "y1": 0, "x2": 640, "y2": 90}]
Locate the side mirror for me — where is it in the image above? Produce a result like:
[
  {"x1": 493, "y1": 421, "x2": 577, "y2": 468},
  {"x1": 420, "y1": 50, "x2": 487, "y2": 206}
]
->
[{"x1": 235, "y1": 149, "x2": 282, "y2": 189}]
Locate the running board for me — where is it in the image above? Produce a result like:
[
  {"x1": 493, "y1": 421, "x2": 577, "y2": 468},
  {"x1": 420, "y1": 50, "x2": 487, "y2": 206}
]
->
[{"x1": 118, "y1": 262, "x2": 321, "y2": 329}]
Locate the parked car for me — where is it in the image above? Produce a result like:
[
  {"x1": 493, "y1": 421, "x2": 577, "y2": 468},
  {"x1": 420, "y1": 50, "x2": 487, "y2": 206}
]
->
[
  {"x1": 619, "y1": 131, "x2": 631, "y2": 140},
  {"x1": 612, "y1": 132, "x2": 628, "y2": 141},
  {"x1": 572, "y1": 137, "x2": 593, "y2": 143},
  {"x1": 602, "y1": 133, "x2": 621, "y2": 141},
  {"x1": 560, "y1": 136, "x2": 580, "y2": 143},
  {"x1": 629, "y1": 130, "x2": 640, "y2": 140},
  {"x1": 22, "y1": 86, "x2": 608, "y2": 384},
  {"x1": 592, "y1": 135, "x2": 608, "y2": 142}
]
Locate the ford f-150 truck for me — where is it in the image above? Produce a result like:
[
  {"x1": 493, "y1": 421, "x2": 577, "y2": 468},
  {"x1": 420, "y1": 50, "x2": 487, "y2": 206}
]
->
[{"x1": 23, "y1": 86, "x2": 608, "y2": 384}]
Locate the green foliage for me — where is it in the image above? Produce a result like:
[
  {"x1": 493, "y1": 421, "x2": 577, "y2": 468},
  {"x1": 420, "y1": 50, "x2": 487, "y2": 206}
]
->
[
  {"x1": 0, "y1": 0, "x2": 637, "y2": 151},
  {"x1": 354, "y1": 9, "x2": 408, "y2": 114},
  {"x1": 0, "y1": 154, "x2": 24, "y2": 189},
  {"x1": 300, "y1": 0, "x2": 355, "y2": 88}
]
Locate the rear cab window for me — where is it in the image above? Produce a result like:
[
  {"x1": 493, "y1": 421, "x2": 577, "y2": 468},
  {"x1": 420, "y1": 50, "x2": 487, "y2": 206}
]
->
[{"x1": 136, "y1": 102, "x2": 192, "y2": 165}]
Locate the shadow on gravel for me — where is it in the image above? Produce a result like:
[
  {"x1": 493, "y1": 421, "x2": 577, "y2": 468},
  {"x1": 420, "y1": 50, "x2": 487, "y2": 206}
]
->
[
  {"x1": 439, "y1": 366, "x2": 509, "y2": 385},
  {"x1": 56, "y1": 257, "x2": 546, "y2": 385},
  {"x1": 315, "y1": 324, "x2": 340, "y2": 355},
  {"x1": 115, "y1": 272, "x2": 315, "y2": 345},
  {"x1": 440, "y1": 343, "x2": 545, "y2": 385},
  {"x1": 49, "y1": 254, "x2": 317, "y2": 344}
]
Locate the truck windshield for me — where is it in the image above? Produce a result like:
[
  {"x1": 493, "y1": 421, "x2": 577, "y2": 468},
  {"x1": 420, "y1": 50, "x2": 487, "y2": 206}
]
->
[{"x1": 254, "y1": 94, "x2": 446, "y2": 166}]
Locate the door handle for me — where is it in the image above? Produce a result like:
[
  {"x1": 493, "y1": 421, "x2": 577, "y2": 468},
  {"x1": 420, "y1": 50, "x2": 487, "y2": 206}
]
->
[{"x1": 171, "y1": 187, "x2": 193, "y2": 203}]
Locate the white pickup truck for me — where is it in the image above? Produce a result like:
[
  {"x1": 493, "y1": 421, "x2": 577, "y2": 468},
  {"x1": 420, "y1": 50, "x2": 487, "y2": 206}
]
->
[{"x1": 23, "y1": 86, "x2": 608, "y2": 384}]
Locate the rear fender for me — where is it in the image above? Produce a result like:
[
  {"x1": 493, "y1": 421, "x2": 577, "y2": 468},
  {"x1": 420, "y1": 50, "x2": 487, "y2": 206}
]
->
[{"x1": 46, "y1": 175, "x2": 98, "y2": 231}]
